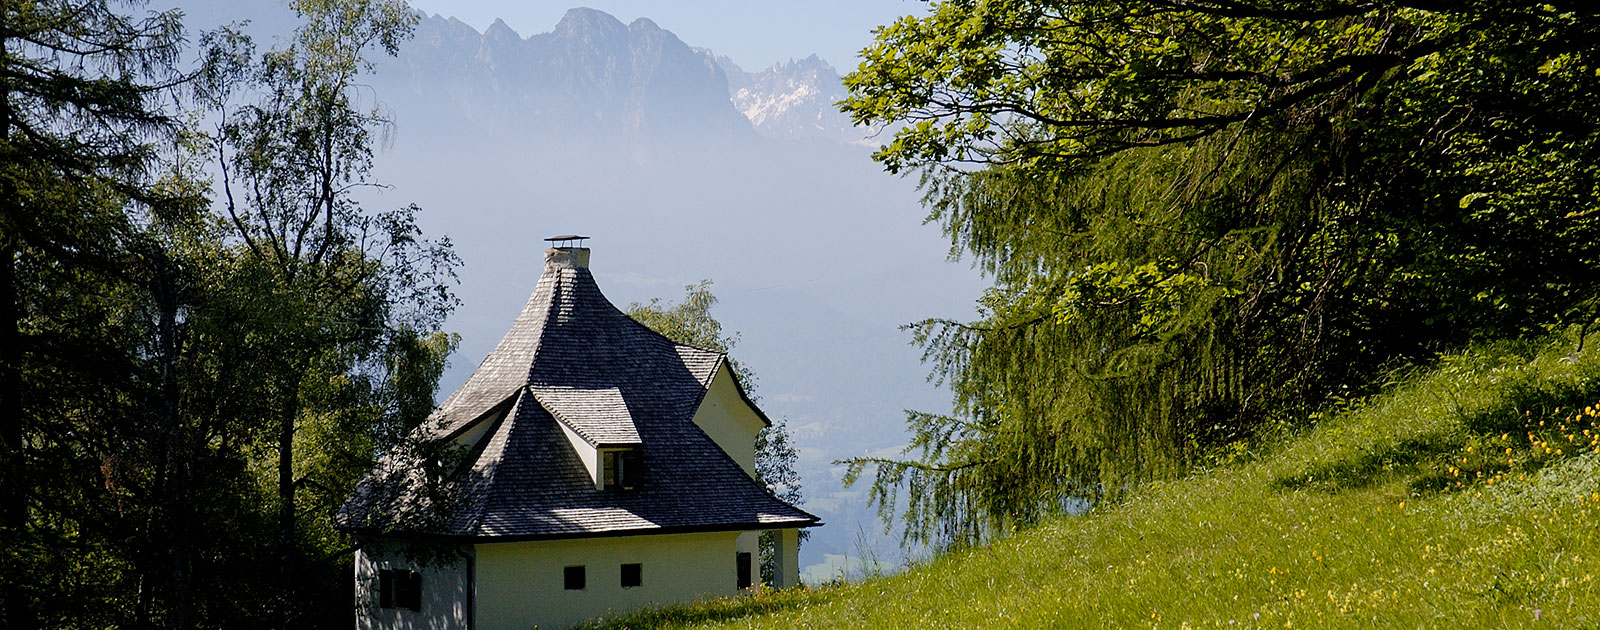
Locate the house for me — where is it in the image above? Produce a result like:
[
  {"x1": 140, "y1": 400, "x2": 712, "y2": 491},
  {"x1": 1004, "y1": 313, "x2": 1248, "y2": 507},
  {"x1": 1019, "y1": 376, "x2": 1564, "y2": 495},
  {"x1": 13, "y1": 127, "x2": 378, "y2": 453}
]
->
[{"x1": 337, "y1": 241, "x2": 821, "y2": 630}]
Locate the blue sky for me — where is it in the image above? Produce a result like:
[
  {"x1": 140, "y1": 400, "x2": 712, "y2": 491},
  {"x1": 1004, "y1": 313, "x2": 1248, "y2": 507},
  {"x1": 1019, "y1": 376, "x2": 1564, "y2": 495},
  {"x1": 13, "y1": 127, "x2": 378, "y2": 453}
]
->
[{"x1": 404, "y1": 0, "x2": 927, "y2": 70}]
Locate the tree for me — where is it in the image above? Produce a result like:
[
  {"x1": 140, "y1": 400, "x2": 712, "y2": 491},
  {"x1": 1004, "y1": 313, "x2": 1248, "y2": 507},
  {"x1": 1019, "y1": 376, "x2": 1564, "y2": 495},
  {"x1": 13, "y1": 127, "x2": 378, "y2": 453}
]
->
[
  {"x1": 627, "y1": 280, "x2": 807, "y2": 587},
  {"x1": 0, "y1": 1, "x2": 457, "y2": 626},
  {"x1": 840, "y1": 1, "x2": 1600, "y2": 547},
  {"x1": 193, "y1": 0, "x2": 458, "y2": 625},
  {"x1": 0, "y1": 1, "x2": 189, "y2": 627}
]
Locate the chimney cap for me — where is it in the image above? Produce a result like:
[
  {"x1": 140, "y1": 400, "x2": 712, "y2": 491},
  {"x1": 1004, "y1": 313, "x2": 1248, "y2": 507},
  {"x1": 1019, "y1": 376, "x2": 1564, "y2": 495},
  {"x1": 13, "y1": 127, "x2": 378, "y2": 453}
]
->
[{"x1": 545, "y1": 234, "x2": 590, "y2": 248}]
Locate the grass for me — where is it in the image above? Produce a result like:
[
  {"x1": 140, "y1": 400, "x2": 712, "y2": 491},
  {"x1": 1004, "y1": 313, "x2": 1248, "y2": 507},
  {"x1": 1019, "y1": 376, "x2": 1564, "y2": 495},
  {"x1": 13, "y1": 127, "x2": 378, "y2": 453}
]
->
[{"x1": 586, "y1": 337, "x2": 1600, "y2": 629}]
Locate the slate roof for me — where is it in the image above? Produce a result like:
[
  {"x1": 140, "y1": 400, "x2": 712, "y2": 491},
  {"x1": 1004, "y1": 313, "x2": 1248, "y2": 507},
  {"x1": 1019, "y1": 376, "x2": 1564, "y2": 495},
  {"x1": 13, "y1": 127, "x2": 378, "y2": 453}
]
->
[{"x1": 337, "y1": 247, "x2": 820, "y2": 540}]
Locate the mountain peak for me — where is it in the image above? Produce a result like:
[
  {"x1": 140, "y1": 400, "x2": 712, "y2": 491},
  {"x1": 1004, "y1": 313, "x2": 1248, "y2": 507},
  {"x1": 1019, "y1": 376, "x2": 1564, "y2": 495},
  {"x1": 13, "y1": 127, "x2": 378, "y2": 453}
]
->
[
  {"x1": 556, "y1": 7, "x2": 627, "y2": 33},
  {"x1": 485, "y1": 17, "x2": 521, "y2": 41}
]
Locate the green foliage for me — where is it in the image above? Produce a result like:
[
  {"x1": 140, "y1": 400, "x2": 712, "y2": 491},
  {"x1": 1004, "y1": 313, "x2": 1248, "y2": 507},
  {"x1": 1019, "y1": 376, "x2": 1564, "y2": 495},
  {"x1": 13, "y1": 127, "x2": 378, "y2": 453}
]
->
[
  {"x1": 627, "y1": 281, "x2": 808, "y2": 587},
  {"x1": 1, "y1": 1, "x2": 191, "y2": 627},
  {"x1": 187, "y1": 1, "x2": 458, "y2": 625},
  {"x1": 3, "y1": 1, "x2": 457, "y2": 628},
  {"x1": 589, "y1": 334, "x2": 1600, "y2": 629},
  {"x1": 840, "y1": 0, "x2": 1600, "y2": 548}
]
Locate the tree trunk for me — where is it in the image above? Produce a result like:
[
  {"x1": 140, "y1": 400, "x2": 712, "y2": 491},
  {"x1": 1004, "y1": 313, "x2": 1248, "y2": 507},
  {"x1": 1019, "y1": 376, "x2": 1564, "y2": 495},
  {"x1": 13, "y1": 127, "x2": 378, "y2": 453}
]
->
[
  {"x1": 153, "y1": 256, "x2": 194, "y2": 630},
  {"x1": 276, "y1": 367, "x2": 304, "y2": 630},
  {"x1": 1, "y1": 19, "x2": 35, "y2": 625},
  {"x1": 1, "y1": 237, "x2": 32, "y2": 630}
]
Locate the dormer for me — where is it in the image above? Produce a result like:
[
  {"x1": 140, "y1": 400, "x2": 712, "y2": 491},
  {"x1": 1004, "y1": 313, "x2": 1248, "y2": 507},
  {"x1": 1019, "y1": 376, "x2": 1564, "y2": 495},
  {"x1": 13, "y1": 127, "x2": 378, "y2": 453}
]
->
[{"x1": 532, "y1": 385, "x2": 644, "y2": 490}]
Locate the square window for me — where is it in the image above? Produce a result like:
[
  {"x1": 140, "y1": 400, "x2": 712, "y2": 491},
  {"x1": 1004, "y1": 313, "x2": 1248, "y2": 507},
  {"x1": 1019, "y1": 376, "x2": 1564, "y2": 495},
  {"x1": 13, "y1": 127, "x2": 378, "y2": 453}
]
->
[
  {"x1": 397, "y1": 570, "x2": 422, "y2": 612},
  {"x1": 602, "y1": 449, "x2": 644, "y2": 490},
  {"x1": 378, "y1": 568, "x2": 421, "y2": 611},
  {"x1": 621, "y1": 563, "x2": 642, "y2": 588},
  {"x1": 564, "y1": 565, "x2": 586, "y2": 590}
]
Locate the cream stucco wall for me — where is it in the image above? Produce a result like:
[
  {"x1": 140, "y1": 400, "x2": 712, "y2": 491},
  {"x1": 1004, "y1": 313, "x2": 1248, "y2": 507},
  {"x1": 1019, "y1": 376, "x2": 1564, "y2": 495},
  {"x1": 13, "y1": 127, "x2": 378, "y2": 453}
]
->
[
  {"x1": 475, "y1": 531, "x2": 747, "y2": 630},
  {"x1": 690, "y1": 365, "x2": 766, "y2": 477},
  {"x1": 354, "y1": 543, "x2": 471, "y2": 630},
  {"x1": 452, "y1": 408, "x2": 502, "y2": 450}
]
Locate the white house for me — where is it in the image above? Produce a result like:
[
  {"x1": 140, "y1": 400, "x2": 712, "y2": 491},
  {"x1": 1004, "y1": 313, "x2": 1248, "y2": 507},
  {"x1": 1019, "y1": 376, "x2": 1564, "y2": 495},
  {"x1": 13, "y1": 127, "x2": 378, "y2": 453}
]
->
[{"x1": 337, "y1": 242, "x2": 820, "y2": 630}]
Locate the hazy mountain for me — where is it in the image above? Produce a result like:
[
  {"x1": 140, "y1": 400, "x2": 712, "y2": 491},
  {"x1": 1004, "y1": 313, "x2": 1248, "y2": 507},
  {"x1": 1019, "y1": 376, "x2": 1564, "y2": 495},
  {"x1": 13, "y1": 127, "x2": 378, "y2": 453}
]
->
[
  {"x1": 382, "y1": 9, "x2": 755, "y2": 147},
  {"x1": 715, "y1": 53, "x2": 882, "y2": 146}
]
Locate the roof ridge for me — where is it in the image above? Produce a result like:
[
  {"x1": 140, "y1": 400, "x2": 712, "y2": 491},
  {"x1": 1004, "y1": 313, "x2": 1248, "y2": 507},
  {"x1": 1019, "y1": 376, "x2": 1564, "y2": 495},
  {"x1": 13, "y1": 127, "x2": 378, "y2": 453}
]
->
[
  {"x1": 607, "y1": 281, "x2": 730, "y2": 360},
  {"x1": 460, "y1": 389, "x2": 528, "y2": 535},
  {"x1": 423, "y1": 264, "x2": 566, "y2": 438}
]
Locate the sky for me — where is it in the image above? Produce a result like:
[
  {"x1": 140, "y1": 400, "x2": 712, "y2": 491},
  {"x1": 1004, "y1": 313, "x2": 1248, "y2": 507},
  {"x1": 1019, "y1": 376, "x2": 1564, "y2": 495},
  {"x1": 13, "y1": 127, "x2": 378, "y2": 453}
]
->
[{"x1": 403, "y1": 0, "x2": 927, "y2": 71}]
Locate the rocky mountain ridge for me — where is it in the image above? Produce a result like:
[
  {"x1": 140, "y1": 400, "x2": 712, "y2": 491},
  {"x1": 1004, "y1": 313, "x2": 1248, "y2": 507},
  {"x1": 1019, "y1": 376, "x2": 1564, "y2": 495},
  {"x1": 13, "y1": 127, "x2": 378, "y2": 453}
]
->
[
  {"x1": 381, "y1": 8, "x2": 752, "y2": 145},
  {"x1": 716, "y1": 53, "x2": 874, "y2": 145},
  {"x1": 380, "y1": 7, "x2": 870, "y2": 147}
]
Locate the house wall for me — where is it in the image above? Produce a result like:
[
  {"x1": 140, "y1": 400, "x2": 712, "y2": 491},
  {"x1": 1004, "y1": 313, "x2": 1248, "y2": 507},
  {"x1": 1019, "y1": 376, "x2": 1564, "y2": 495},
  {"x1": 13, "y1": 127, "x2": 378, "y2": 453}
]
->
[
  {"x1": 690, "y1": 366, "x2": 766, "y2": 477},
  {"x1": 451, "y1": 407, "x2": 502, "y2": 450},
  {"x1": 475, "y1": 531, "x2": 747, "y2": 630},
  {"x1": 353, "y1": 541, "x2": 472, "y2": 630}
]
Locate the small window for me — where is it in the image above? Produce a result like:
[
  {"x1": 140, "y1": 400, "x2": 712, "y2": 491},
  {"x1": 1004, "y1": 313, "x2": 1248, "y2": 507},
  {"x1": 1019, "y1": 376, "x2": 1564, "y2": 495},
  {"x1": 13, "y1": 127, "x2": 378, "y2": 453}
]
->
[
  {"x1": 378, "y1": 568, "x2": 422, "y2": 611},
  {"x1": 603, "y1": 449, "x2": 643, "y2": 490},
  {"x1": 564, "y1": 565, "x2": 586, "y2": 590},
  {"x1": 736, "y1": 552, "x2": 752, "y2": 590},
  {"x1": 621, "y1": 563, "x2": 642, "y2": 588}
]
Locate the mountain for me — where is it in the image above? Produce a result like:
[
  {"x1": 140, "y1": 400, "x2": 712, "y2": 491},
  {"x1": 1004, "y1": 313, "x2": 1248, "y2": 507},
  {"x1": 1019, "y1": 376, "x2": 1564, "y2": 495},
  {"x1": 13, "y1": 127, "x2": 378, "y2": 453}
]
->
[
  {"x1": 716, "y1": 53, "x2": 879, "y2": 146},
  {"x1": 379, "y1": 8, "x2": 755, "y2": 147}
]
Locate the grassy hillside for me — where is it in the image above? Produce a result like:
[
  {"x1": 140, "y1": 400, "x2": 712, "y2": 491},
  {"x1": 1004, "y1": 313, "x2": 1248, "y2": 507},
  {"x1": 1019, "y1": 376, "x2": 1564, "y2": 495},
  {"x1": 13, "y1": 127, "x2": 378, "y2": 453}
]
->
[{"x1": 590, "y1": 337, "x2": 1600, "y2": 629}]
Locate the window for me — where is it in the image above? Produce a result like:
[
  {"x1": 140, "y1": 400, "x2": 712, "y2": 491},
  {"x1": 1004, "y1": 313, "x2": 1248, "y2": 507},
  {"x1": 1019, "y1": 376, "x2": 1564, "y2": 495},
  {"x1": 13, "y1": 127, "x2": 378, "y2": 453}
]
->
[
  {"x1": 564, "y1": 565, "x2": 586, "y2": 590},
  {"x1": 377, "y1": 568, "x2": 422, "y2": 611},
  {"x1": 736, "y1": 552, "x2": 752, "y2": 590},
  {"x1": 621, "y1": 563, "x2": 642, "y2": 588},
  {"x1": 602, "y1": 449, "x2": 643, "y2": 490}
]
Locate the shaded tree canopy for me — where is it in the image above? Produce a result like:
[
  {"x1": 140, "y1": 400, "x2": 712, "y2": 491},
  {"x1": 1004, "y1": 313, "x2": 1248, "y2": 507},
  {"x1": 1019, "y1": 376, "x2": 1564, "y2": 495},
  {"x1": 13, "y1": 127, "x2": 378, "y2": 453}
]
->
[
  {"x1": 3, "y1": 1, "x2": 459, "y2": 628},
  {"x1": 840, "y1": 0, "x2": 1600, "y2": 547}
]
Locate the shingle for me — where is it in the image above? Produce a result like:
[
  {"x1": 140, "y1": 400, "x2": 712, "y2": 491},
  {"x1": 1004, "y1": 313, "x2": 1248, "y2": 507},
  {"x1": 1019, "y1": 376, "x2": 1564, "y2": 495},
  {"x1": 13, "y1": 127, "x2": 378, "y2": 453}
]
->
[
  {"x1": 338, "y1": 248, "x2": 820, "y2": 539},
  {"x1": 530, "y1": 386, "x2": 640, "y2": 446}
]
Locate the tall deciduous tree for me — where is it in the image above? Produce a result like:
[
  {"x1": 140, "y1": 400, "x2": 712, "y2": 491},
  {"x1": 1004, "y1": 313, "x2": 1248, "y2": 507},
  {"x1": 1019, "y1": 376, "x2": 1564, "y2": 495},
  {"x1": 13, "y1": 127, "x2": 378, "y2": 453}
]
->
[
  {"x1": 195, "y1": 0, "x2": 457, "y2": 625},
  {"x1": 840, "y1": 0, "x2": 1600, "y2": 547}
]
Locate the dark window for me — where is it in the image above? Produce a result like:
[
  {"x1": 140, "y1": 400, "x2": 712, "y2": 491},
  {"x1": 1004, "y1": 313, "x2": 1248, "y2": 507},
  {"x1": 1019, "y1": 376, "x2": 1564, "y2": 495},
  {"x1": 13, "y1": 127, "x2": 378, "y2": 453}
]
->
[
  {"x1": 378, "y1": 569, "x2": 393, "y2": 608},
  {"x1": 378, "y1": 569, "x2": 422, "y2": 611},
  {"x1": 621, "y1": 563, "x2": 642, "y2": 588},
  {"x1": 564, "y1": 565, "x2": 586, "y2": 590},
  {"x1": 603, "y1": 449, "x2": 644, "y2": 490},
  {"x1": 736, "y1": 552, "x2": 752, "y2": 590},
  {"x1": 621, "y1": 450, "x2": 643, "y2": 489}
]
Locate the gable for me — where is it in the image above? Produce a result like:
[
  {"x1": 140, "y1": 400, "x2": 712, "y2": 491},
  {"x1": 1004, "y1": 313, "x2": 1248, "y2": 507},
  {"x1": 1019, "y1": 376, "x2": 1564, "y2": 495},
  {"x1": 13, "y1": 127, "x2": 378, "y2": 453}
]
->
[{"x1": 690, "y1": 362, "x2": 768, "y2": 478}]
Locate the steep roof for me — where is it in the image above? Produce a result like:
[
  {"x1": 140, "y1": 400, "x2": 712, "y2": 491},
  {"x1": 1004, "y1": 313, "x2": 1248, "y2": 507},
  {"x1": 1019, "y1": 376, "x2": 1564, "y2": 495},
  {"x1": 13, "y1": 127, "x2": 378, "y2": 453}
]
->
[{"x1": 337, "y1": 247, "x2": 819, "y2": 540}]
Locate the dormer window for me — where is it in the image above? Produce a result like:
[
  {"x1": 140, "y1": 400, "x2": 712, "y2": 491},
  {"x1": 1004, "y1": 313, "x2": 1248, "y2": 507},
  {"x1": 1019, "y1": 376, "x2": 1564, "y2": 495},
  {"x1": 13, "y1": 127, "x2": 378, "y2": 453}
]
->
[{"x1": 601, "y1": 448, "x2": 642, "y2": 490}]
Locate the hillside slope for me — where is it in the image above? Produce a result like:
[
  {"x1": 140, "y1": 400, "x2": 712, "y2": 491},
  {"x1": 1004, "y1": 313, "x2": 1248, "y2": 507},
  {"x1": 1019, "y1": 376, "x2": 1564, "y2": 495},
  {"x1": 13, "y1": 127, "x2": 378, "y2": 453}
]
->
[{"x1": 591, "y1": 336, "x2": 1600, "y2": 628}]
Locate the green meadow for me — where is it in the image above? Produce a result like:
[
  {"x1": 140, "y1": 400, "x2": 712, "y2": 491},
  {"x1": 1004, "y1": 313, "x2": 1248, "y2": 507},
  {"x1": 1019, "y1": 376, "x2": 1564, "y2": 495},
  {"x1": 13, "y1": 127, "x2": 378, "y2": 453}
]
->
[{"x1": 592, "y1": 336, "x2": 1600, "y2": 629}]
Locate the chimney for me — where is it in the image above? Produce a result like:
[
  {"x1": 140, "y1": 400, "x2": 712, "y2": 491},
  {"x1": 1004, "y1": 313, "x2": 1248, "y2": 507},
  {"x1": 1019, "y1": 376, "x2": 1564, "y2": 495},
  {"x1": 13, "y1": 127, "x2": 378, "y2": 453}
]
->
[{"x1": 544, "y1": 234, "x2": 591, "y2": 269}]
